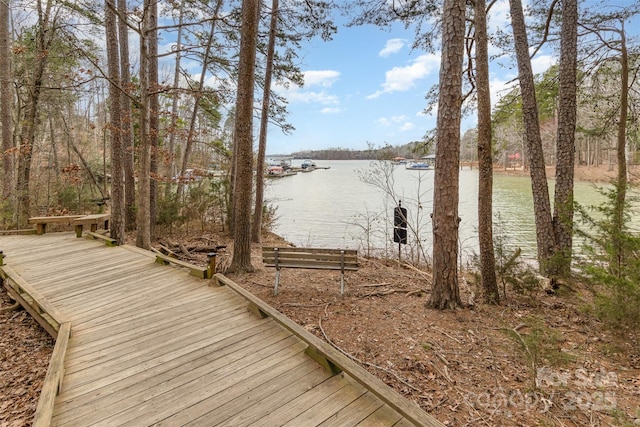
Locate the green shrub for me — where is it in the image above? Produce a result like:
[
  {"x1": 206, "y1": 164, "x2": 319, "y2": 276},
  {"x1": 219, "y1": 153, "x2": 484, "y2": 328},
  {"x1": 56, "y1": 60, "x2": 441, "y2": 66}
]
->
[{"x1": 575, "y1": 185, "x2": 640, "y2": 342}]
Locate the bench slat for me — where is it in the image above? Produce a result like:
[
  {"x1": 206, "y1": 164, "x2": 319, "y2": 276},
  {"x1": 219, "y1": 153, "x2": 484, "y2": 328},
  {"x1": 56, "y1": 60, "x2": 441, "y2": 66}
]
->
[
  {"x1": 263, "y1": 262, "x2": 359, "y2": 271},
  {"x1": 262, "y1": 251, "x2": 357, "y2": 259},
  {"x1": 263, "y1": 256, "x2": 358, "y2": 266},
  {"x1": 71, "y1": 214, "x2": 111, "y2": 225},
  {"x1": 28, "y1": 215, "x2": 84, "y2": 224},
  {"x1": 262, "y1": 247, "x2": 357, "y2": 255}
]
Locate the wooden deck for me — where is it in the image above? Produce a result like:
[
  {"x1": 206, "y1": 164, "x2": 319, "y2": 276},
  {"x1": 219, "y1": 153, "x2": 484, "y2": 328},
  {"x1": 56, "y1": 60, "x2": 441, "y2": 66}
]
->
[{"x1": 0, "y1": 233, "x2": 443, "y2": 426}]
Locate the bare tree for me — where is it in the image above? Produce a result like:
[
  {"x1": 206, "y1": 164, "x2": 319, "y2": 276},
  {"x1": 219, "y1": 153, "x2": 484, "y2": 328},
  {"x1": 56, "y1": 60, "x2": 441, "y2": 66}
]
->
[
  {"x1": 16, "y1": 0, "x2": 56, "y2": 226},
  {"x1": 175, "y1": 7, "x2": 220, "y2": 203},
  {"x1": 166, "y1": 1, "x2": 185, "y2": 199},
  {"x1": 429, "y1": 0, "x2": 464, "y2": 309},
  {"x1": 474, "y1": 0, "x2": 499, "y2": 303},
  {"x1": 581, "y1": 11, "x2": 637, "y2": 272},
  {"x1": 229, "y1": 0, "x2": 260, "y2": 273}
]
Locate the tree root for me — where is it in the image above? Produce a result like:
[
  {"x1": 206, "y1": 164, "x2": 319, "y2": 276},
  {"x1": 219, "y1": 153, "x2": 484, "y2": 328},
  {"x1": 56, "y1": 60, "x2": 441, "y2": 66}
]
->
[{"x1": 0, "y1": 302, "x2": 20, "y2": 313}]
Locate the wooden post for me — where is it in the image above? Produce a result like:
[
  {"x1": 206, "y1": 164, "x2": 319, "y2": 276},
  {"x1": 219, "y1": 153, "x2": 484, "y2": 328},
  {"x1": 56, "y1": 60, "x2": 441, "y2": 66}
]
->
[{"x1": 207, "y1": 252, "x2": 217, "y2": 279}]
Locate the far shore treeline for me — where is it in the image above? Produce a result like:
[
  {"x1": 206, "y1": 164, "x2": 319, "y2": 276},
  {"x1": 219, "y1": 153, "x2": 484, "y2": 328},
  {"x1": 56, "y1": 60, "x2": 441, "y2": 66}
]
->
[{"x1": 277, "y1": 141, "x2": 429, "y2": 161}]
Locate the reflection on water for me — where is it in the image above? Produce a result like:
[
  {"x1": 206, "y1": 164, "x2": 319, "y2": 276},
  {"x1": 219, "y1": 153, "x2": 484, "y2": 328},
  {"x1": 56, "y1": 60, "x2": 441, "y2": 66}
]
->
[{"x1": 265, "y1": 160, "x2": 609, "y2": 261}]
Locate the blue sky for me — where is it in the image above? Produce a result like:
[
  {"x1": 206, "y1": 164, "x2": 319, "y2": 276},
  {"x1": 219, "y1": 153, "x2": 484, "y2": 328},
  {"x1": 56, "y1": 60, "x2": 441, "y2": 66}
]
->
[{"x1": 266, "y1": 0, "x2": 559, "y2": 155}]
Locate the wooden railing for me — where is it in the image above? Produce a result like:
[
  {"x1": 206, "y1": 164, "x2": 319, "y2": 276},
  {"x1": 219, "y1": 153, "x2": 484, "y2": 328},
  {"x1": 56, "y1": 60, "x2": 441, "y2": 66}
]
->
[
  {"x1": 0, "y1": 260, "x2": 71, "y2": 427},
  {"x1": 213, "y1": 273, "x2": 445, "y2": 427}
]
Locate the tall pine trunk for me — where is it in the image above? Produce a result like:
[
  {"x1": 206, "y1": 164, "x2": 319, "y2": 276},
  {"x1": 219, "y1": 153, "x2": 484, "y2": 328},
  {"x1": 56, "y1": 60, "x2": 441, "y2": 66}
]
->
[
  {"x1": 508, "y1": 0, "x2": 556, "y2": 274},
  {"x1": 429, "y1": 0, "x2": 464, "y2": 309},
  {"x1": 475, "y1": 0, "x2": 499, "y2": 303},
  {"x1": 105, "y1": 0, "x2": 125, "y2": 244},
  {"x1": 552, "y1": 0, "x2": 578, "y2": 277},
  {"x1": 136, "y1": 0, "x2": 152, "y2": 249},
  {"x1": 118, "y1": 0, "x2": 136, "y2": 231},
  {"x1": 229, "y1": 0, "x2": 260, "y2": 273},
  {"x1": 252, "y1": 0, "x2": 279, "y2": 243},
  {"x1": 148, "y1": 0, "x2": 158, "y2": 239},
  {"x1": 1, "y1": 0, "x2": 13, "y2": 214}
]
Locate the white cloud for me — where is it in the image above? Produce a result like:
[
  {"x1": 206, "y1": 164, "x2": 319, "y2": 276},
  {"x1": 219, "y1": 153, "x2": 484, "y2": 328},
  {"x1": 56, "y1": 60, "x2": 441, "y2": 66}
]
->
[
  {"x1": 273, "y1": 69, "x2": 341, "y2": 107},
  {"x1": 377, "y1": 115, "x2": 409, "y2": 126},
  {"x1": 399, "y1": 122, "x2": 415, "y2": 131},
  {"x1": 488, "y1": 76, "x2": 515, "y2": 109},
  {"x1": 377, "y1": 115, "x2": 414, "y2": 131},
  {"x1": 379, "y1": 38, "x2": 406, "y2": 57},
  {"x1": 367, "y1": 53, "x2": 440, "y2": 99},
  {"x1": 531, "y1": 54, "x2": 556, "y2": 75},
  {"x1": 287, "y1": 90, "x2": 340, "y2": 105},
  {"x1": 303, "y1": 70, "x2": 340, "y2": 87},
  {"x1": 488, "y1": 0, "x2": 511, "y2": 35},
  {"x1": 321, "y1": 107, "x2": 342, "y2": 114}
]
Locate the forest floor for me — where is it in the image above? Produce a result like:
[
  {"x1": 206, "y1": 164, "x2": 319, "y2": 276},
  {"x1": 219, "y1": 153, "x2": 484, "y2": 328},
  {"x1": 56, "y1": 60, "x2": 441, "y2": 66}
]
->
[{"x1": 1, "y1": 164, "x2": 640, "y2": 426}]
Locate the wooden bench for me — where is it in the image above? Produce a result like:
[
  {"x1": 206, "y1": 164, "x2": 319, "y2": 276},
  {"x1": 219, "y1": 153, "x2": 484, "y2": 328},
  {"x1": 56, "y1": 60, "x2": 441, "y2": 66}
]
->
[
  {"x1": 262, "y1": 246, "x2": 359, "y2": 295},
  {"x1": 72, "y1": 214, "x2": 110, "y2": 237},
  {"x1": 28, "y1": 215, "x2": 84, "y2": 235}
]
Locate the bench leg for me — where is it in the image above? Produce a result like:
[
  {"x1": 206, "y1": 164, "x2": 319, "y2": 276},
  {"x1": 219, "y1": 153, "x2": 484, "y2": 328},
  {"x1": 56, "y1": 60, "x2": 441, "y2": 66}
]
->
[
  {"x1": 90, "y1": 223, "x2": 98, "y2": 232},
  {"x1": 274, "y1": 269, "x2": 281, "y2": 296},
  {"x1": 75, "y1": 225, "x2": 83, "y2": 238},
  {"x1": 36, "y1": 224, "x2": 46, "y2": 235},
  {"x1": 340, "y1": 272, "x2": 345, "y2": 295}
]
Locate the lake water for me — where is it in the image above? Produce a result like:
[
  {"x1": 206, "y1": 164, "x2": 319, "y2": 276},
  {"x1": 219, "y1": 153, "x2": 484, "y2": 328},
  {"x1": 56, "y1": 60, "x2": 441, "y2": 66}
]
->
[{"x1": 264, "y1": 159, "x2": 610, "y2": 263}]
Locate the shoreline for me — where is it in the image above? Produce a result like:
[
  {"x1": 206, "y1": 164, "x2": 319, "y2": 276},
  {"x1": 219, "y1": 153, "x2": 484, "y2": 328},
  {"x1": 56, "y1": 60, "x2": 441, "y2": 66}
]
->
[{"x1": 491, "y1": 164, "x2": 640, "y2": 184}]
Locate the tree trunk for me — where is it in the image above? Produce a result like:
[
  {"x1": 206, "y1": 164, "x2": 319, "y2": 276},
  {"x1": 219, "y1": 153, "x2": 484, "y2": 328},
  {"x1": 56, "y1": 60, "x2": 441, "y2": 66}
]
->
[
  {"x1": 60, "y1": 114, "x2": 104, "y2": 200},
  {"x1": 118, "y1": 0, "x2": 136, "y2": 231},
  {"x1": 252, "y1": 0, "x2": 279, "y2": 243},
  {"x1": 474, "y1": 0, "x2": 499, "y2": 303},
  {"x1": 508, "y1": 0, "x2": 556, "y2": 274},
  {"x1": 148, "y1": 0, "x2": 158, "y2": 239},
  {"x1": 105, "y1": 0, "x2": 125, "y2": 245},
  {"x1": 552, "y1": 0, "x2": 578, "y2": 277},
  {"x1": 613, "y1": 24, "x2": 629, "y2": 275},
  {"x1": 136, "y1": 0, "x2": 151, "y2": 249},
  {"x1": 175, "y1": 9, "x2": 219, "y2": 203},
  {"x1": 429, "y1": 0, "x2": 464, "y2": 310},
  {"x1": 16, "y1": 0, "x2": 54, "y2": 226},
  {"x1": 166, "y1": 2, "x2": 184, "y2": 199},
  {"x1": 229, "y1": 0, "x2": 260, "y2": 273},
  {"x1": 0, "y1": 0, "x2": 13, "y2": 213}
]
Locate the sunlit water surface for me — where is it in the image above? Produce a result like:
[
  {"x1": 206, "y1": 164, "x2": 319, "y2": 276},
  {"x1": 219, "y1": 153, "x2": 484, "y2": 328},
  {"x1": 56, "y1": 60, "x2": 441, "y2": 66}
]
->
[{"x1": 264, "y1": 160, "x2": 615, "y2": 262}]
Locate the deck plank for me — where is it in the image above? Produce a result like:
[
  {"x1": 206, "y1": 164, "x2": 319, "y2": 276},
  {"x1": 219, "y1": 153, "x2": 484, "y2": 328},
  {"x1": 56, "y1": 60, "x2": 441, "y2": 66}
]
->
[{"x1": 182, "y1": 360, "x2": 329, "y2": 426}]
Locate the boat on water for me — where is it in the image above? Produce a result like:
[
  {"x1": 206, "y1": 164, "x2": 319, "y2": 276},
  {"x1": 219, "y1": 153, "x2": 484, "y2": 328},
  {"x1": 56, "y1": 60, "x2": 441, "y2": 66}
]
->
[
  {"x1": 266, "y1": 165, "x2": 297, "y2": 178},
  {"x1": 300, "y1": 159, "x2": 316, "y2": 171},
  {"x1": 406, "y1": 162, "x2": 431, "y2": 170},
  {"x1": 391, "y1": 156, "x2": 408, "y2": 165}
]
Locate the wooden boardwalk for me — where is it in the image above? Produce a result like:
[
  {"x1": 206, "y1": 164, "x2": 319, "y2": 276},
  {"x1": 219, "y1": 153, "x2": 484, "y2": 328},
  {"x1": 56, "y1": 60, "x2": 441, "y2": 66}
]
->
[{"x1": 0, "y1": 233, "x2": 443, "y2": 426}]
